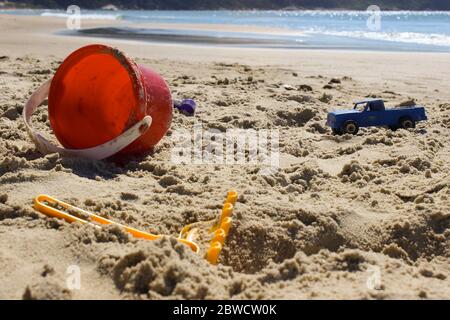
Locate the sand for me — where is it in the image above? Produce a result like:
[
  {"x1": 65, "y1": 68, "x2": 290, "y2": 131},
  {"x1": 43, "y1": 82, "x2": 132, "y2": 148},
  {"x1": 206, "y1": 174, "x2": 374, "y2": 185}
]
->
[{"x1": 0, "y1": 15, "x2": 449, "y2": 300}]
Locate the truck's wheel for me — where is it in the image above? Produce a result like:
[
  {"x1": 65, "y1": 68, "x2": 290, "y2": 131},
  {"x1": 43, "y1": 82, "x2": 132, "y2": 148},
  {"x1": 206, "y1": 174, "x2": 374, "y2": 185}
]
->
[
  {"x1": 399, "y1": 117, "x2": 415, "y2": 129},
  {"x1": 342, "y1": 121, "x2": 359, "y2": 135},
  {"x1": 332, "y1": 128, "x2": 342, "y2": 135}
]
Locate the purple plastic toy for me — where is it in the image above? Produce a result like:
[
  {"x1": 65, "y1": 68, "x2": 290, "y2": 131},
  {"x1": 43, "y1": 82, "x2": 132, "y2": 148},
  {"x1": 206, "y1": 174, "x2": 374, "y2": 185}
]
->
[{"x1": 173, "y1": 99, "x2": 196, "y2": 116}]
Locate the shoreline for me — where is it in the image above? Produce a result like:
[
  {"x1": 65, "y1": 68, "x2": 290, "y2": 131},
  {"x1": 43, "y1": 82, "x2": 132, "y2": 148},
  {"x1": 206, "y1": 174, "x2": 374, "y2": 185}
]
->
[
  {"x1": 2, "y1": 11, "x2": 450, "y2": 53},
  {"x1": 68, "y1": 26, "x2": 450, "y2": 52}
]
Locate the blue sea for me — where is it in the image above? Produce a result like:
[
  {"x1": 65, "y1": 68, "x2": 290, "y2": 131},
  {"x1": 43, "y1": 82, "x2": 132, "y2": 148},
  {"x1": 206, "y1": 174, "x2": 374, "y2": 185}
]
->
[{"x1": 3, "y1": 9, "x2": 450, "y2": 52}]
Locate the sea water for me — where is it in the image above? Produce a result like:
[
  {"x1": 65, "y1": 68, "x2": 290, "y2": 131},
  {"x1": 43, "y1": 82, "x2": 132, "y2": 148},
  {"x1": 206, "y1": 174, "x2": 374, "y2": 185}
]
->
[{"x1": 3, "y1": 9, "x2": 450, "y2": 51}]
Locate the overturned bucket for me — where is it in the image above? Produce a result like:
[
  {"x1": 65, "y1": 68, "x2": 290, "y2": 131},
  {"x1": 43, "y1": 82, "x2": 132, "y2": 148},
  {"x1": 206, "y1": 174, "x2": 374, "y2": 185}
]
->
[{"x1": 23, "y1": 44, "x2": 173, "y2": 159}]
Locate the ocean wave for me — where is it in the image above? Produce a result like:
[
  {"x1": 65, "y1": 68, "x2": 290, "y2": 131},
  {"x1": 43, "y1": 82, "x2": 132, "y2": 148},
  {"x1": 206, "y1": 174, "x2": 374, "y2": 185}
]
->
[
  {"x1": 40, "y1": 12, "x2": 120, "y2": 20},
  {"x1": 261, "y1": 10, "x2": 450, "y2": 17},
  {"x1": 312, "y1": 30, "x2": 450, "y2": 47}
]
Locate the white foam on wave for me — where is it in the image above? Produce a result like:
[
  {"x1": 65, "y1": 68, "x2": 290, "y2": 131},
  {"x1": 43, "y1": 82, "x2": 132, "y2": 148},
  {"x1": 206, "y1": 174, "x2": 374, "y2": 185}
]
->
[
  {"x1": 40, "y1": 12, "x2": 120, "y2": 20},
  {"x1": 266, "y1": 10, "x2": 450, "y2": 17},
  {"x1": 312, "y1": 30, "x2": 450, "y2": 47}
]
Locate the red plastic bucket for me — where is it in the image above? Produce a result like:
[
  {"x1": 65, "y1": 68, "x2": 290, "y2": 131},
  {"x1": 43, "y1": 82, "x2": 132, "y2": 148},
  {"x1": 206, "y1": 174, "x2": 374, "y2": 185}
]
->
[{"x1": 48, "y1": 44, "x2": 172, "y2": 155}]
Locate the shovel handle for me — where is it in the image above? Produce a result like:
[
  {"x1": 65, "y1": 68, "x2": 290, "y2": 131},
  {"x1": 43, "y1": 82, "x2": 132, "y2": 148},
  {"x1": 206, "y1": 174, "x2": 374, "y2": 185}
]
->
[{"x1": 34, "y1": 194, "x2": 199, "y2": 252}]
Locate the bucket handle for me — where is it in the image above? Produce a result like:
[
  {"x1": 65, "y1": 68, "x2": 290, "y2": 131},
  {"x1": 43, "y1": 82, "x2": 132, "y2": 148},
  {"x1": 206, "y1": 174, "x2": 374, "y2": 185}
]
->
[{"x1": 22, "y1": 79, "x2": 152, "y2": 160}]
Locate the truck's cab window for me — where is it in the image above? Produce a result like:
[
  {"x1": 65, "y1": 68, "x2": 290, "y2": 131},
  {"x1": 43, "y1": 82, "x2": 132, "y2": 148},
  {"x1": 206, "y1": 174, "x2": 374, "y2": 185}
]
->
[
  {"x1": 354, "y1": 103, "x2": 366, "y2": 112},
  {"x1": 368, "y1": 101, "x2": 384, "y2": 111}
]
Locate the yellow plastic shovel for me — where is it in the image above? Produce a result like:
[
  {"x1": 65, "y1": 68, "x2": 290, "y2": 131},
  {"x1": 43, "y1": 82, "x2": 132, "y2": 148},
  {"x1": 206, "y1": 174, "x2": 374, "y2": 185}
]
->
[{"x1": 33, "y1": 190, "x2": 237, "y2": 264}]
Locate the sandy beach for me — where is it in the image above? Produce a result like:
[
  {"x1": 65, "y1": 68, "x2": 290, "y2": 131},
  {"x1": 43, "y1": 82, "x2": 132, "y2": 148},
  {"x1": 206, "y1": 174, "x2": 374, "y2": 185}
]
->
[{"x1": 0, "y1": 14, "x2": 449, "y2": 299}]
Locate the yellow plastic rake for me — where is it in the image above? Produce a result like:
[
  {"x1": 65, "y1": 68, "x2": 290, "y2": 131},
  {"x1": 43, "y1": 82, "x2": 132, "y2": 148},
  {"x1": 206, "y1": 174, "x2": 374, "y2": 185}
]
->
[
  {"x1": 179, "y1": 190, "x2": 238, "y2": 264},
  {"x1": 33, "y1": 190, "x2": 237, "y2": 264}
]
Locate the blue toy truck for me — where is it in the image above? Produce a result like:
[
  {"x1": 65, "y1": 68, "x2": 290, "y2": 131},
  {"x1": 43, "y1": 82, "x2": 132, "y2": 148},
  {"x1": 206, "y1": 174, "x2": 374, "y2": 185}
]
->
[{"x1": 326, "y1": 98, "x2": 427, "y2": 135}]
